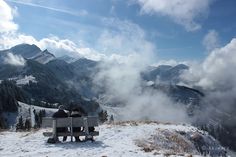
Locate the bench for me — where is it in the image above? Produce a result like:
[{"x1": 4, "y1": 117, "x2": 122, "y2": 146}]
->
[{"x1": 42, "y1": 116, "x2": 99, "y2": 142}]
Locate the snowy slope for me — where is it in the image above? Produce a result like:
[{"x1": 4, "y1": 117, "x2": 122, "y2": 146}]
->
[
  {"x1": 33, "y1": 49, "x2": 55, "y2": 64},
  {"x1": 0, "y1": 122, "x2": 228, "y2": 157},
  {"x1": 4, "y1": 102, "x2": 58, "y2": 128}
]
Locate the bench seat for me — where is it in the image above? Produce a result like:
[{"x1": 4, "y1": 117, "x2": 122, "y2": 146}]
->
[
  {"x1": 42, "y1": 117, "x2": 99, "y2": 142},
  {"x1": 43, "y1": 131, "x2": 99, "y2": 137}
]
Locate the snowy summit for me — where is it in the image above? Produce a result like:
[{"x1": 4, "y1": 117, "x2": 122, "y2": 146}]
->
[{"x1": 0, "y1": 121, "x2": 227, "y2": 157}]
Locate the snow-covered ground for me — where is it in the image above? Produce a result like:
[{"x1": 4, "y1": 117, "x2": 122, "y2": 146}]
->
[{"x1": 0, "y1": 122, "x2": 229, "y2": 157}]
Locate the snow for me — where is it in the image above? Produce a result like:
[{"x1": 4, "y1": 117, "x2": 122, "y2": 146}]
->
[
  {"x1": 0, "y1": 122, "x2": 228, "y2": 157},
  {"x1": 18, "y1": 102, "x2": 58, "y2": 114},
  {"x1": 8, "y1": 75, "x2": 37, "y2": 85},
  {"x1": 16, "y1": 75, "x2": 37, "y2": 85},
  {"x1": 18, "y1": 102, "x2": 58, "y2": 127}
]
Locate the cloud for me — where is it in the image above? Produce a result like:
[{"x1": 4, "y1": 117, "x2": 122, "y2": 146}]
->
[
  {"x1": 0, "y1": 16, "x2": 157, "y2": 63},
  {"x1": 4, "y1": 52, "x2": 25, "y2": 66},
  {"x1": 0, "y1": 32, "x2": 106, "y2": 60},
  {"x1": 181, "y1": 38, "x2": 236, "y2": 125},
  {"x1": 6, "y1": 0, "x2": 88, "y2": 17},
  {"x1": 1, "y1": 1, "x2": 156, "y2": 63},
  {"x1": 132, "y1": 0, "x2": 213, "y2": 31},
  {"x1": 97, "y1": 18, "x2": 155, "y2": 57},
  {"x1": 202, "y1": 29, "x2": 220, "y2": 52},
  {"x1": 0, "y1": 0, "x2": 18, "y2": 33},
  {"x1": 182, "y1": 38, "x2": 236, "y2": 90},
  {"x1": 94, "y1": 53, "x2": 189, "y2": 123}
]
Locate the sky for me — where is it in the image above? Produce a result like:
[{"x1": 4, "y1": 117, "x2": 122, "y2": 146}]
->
[{"x1": 0, "y1": 0, "x2": 236, "y2": 63}]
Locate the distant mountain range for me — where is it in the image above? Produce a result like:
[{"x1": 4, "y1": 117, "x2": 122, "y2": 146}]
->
[
  {"x1": 142, "y1": 64, "x2": 189, "y2": 84},
  {"x1": 0, "y1": 43, "x2": 202, "y2": 108}
]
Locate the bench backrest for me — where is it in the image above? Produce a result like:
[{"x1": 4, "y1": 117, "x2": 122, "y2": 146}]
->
[{"x1": 42, "y1": 117, "x2": 99, "y2": 128}]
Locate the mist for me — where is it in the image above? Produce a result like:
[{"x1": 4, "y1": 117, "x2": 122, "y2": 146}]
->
[
  {"x1": 4, "y1": 52, "x2": 25, "y2": 66},
  {"x1": 181, "y1": 38, "x2": 236, "y2": 126},
  {"x1": 93, "y1": 53, "x2": 190, "y2": 123}
]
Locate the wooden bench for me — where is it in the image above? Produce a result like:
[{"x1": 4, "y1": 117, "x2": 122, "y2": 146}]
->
[{"x1": 42, "y1": 116, "x2": 99, "y2": 142}]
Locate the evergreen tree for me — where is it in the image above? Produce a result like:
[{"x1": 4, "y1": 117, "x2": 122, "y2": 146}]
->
[
  {"x1": 109, "y1": 115, "x2": 114, "y2": 123},
  {"x1": 98, "y1": 110, "x2": 108, "y2": 123},
  {"x1": 16, "y1": 116, "x2": 24, "y2": 130},
  {"x1": 24, "y1": 118, "x2": 31, "y2": 131}
]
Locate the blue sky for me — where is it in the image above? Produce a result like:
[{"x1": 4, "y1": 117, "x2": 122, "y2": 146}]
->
[{"x1": 1, "y1": 0, "x2": 236, "y2": 62}]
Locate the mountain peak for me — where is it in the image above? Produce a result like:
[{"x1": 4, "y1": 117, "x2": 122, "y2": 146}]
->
[
  {"x1": 10, "y1": 43, "x2": 41, "y2": 59},
  {"x1": 11, "y1": 43, "x2": 41, "y2": 52}
]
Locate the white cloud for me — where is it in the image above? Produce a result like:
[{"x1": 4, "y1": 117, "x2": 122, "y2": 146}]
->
[
  {"x1": 4, "y1": 52, "x2": 25, "y2": 66},
  {"x1": 97, "y1": 18, "x2": 156, "y2": 63},
  {"x1": 94, "y1": 52, "x2": 189, "y2": 123},
  {"x1": 202, "y1": 29, "x2": 220, "y2": 52},
  {"x1": 182, "y1": 38, "x2": 236, "y2": 90},
  {"x1": 0, "y1": 32, "x2": 107, "y2": 60},
  {"x1": 132, "y1": 0, "x2": 213, "y2": 31},
  {"x1": 0, "y1": 1, "x2": 157, "y2": 63},
  {"x1": 181, "y1": 38, "x2": 236, "y2": 123},
  {"x1": 0, "y1": 0, "x2": 18, "y2": 33},
  {"x1": 6, "y1": 0, "x2": 88, "y2": 17}
]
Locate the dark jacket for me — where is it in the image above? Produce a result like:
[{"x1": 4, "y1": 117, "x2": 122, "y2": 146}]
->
[
  {"x1": 70, "y1": 111, "x2": 82, "y2": 132},
  {"x1": 52, "y1": 109, "x2": 68, "y2": 132},
  {"x1": 52, "y1": 110, "x2": 68, "y2": 118}
]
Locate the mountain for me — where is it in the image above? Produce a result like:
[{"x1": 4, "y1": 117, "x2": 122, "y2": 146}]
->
[
  {"x1": 58, "y1": 55, "x2": 78, "y2": 63},
  {"x1": 0, "y1": 43, "x2": 235, "y2": 152},
  {"x1": 71, "y1": 57, "x2": 98, "y2": 75},
  {"x1": 0, "y1": 44, "x2": 55, "y2": 64},
  {"x1": 142, "y1": 64, "x2": 189, "y2": 84},
  {"x1": 46, "y1": 59, "x2": 75, "y2": 81},
  {"x1": 33, "y1": 49, "x2": 55, "y2": 64},
  {"x1": 0, "y1": 58, "x2": 100, "y2": 121},
  {"x1": 9, "y1": 44, "x2": 41, "y2": 59}
]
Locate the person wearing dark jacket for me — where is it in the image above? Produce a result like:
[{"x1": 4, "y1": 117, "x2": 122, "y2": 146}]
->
[
  {"x1": 70, "y1": 108, "x2": 83, "y2": 142},
  {"x1": 52, "y1": 105, "x2": 68, "y2": 142}
]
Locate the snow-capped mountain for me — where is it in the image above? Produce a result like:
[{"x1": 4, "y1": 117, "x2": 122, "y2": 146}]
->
[
  {"x1": 142, "y1": 64, "x2": 189, "y2": 84},
  {"x1": 33, "y1": 49, "x2": 55, "y2": 64},
  {"x1": 9, "y1": 44, "x2": 42, "y2": 59},
  {"x1": 0, "y1": 44, "x2": 56, "y2": 64}
]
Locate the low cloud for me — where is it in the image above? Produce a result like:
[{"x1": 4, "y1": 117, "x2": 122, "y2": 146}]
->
[
  {"x1": 131, "y1": 0, "x2": 213, "y2": 31},
  {"x1": 181, "y1": 38, "x2": 236, "y2": 125},
  {"x1": 0, "y1": 32, "x2": 106, "y2": 60},
  {"x1": 4, "y1": 52, "x2": 25, "y2": 66},
  {"x1": 94, "y1": 54, "x2": 189, "y2": 123},
  {"x1": 182, "y1": 38, "x2": 236, "y2": 90}
]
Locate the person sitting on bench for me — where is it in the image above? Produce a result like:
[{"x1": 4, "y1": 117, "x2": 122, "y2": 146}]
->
[
  {"x1": 70, "y1": 108, "x2": 83, "y2": 142},
  {"x1": 52, "y1": 105, "x2": 68, "y2": 142}
]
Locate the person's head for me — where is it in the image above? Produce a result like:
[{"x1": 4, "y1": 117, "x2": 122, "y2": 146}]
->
[
  {"x1": 71, "y1": 108, "x2": 81, "y2": 115},
  {"x1": 58, "y1": 105, "x2": 65, "y2": 111},
  {"x1": 72, "y1": 108, "x2": 80, "y2": 112}
]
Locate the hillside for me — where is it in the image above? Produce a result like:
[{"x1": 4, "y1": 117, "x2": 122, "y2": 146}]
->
[{"x1": 0, "y1": 121, "x2": 227, "y2": 157}]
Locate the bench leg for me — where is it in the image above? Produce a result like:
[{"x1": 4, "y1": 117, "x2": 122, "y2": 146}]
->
[{"x1": 85, "y1": 136, "x2": 94, "y2": 142}]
